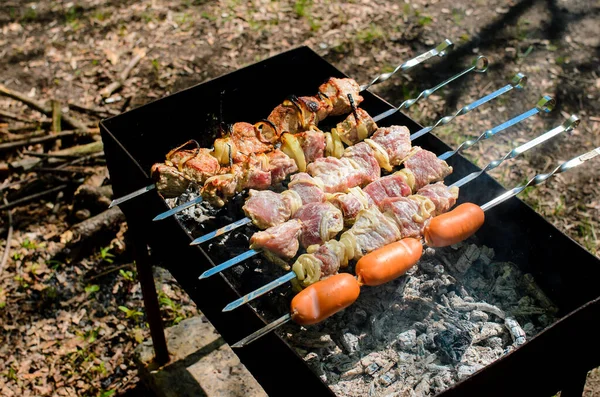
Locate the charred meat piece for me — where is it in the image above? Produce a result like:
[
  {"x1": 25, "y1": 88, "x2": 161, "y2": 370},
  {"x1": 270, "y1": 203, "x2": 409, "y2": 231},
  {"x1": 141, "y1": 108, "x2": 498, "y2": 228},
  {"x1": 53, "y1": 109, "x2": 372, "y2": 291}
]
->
[
  {"x1": 231, "y1": 122, "x2": 272, "y2": 162},
  {"x1": 381, "y1": 195, "x2": 436, "y2": 238},
  {"x1": 288, "y1": 172, "x2": 326, "y2": 205},
  {"x1": 336, "y1": 108, "x2": 377, "y2": 145},
  {"x1": 318, "y1": 78, "x2": 364, "y2": 116},
  {"x1": 167, "y1": 148, "x2": 220, "y2": 183},
  {"x1": 151, "y1": 163, "x2": 191, "y2": 198},
  {"x1": 369, "y1": 126, "x2": 413, "y2": 166},
  {"x1": 312, "y1": 240, "x2": 347, "y2": 276},
  {"x1": 243, "y1": 190, "x2": 292, "y2": 229},
  {"x1": 363, "y1": 174, "x2": 412, "y2": 208},
  {"x1": 293, "y1": 202, "x2": 344, "y2": 248},
  {"x1": 250, "y1": 219, "x2": 303, "y2": 261},
  {"x1": 403, "y1": 147, "x2": 453, "y2": 190},
  {"x1": 417, "y1": 182, "x2": 459, "y2": 216},
  {"x1": 267, "y1": 103, "x2": 302, "y2": 135}
]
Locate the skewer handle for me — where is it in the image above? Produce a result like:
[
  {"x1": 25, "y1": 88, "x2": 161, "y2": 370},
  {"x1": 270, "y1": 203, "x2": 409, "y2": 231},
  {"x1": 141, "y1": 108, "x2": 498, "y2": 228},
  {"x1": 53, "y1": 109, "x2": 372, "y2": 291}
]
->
[
  {"x1": 372, "y1": 56, "x2": 489, "y2": 123},
  {"x1": 191, "y1": 217, "x2": 253, "y2": 246},
  {"x1": 481, "y1": 145, "x2": 600, "y2": 212},
  {"x1": 198, "y1": 249, "x2": 259, "y2": 279},
  {"x1": 451, "y1": 115, "x2": 580, "y2": 188},
  {"x1": 109, "y1": 183, "x2": 156, "y2": 208},
  {"x1": 231, "y1": 314, "x2": 292, "y2": 348},
  {"x1": 223, "y1": 271, "x2": 297, "y2": 312},
  {"x1": 437, "y1": 95, "x2": 555, "y2": 161},
  {"x1": 410, "y1": 73, "x2": 527, "y2": 142},
  {"x1": 360, "y1": 39, "x2": 454, "y2": 91},
  {"x1": 153, "y1": 196, "x2": 204, "y2": 221}
]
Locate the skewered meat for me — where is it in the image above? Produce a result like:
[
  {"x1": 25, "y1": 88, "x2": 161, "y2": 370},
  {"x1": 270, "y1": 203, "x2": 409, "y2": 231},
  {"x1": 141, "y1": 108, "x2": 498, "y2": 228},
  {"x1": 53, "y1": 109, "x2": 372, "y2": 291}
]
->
[
  {"x1": 362, "y1": 173, "x2": 412, "y2": 208},
  {"x1": 366, "y1": 125, "x2": 413, "y2": 170},
  {"x1": 243, "y1": 190, "x2": 299, "y2": 229},
  {"x1": 151, "y1": 163, "x2": 190, "y2": 198},
  {"x1": 417, "y1": 182, "x2": 459, "y2": 216},
  {"x1": 168, "y1": 148, "x2": 220, "y2": 182},
  {"x1": 318, "y1": 78, "x2": 363, "y2": 116},
  {"x1": 250, "y1": 219, "x2": 303, "y2": 266},
  {"x1": 340, "y1": 206, "x2": 402, "y2": 259},
  {"x1": 342, "y1": 142, "x2": 381, "y2": 185},
  {"x1": 381, "y1": 195, "x2": 436, "y2": 238},
  {"x1": 293, "y1": 202, "x2": 344, "y2": 248},
  {"x1": 288, "y1": 173, "x2": 326, "y2": 205},
  {"x1": 404, "y1": 147, "x2": 453, "y2": 190},
  {"x1": 266, "y1": 149, "x2": 299, "y2": 184},
  {"x1": 300, "y1": 129, "x2": 326, "y2": 163},
  {"x1": 306, "y1": 157, "x2": 365, "y2": 193},
  {"x1": 336, "y1": 108, "x2": 377, "y2": 145}
]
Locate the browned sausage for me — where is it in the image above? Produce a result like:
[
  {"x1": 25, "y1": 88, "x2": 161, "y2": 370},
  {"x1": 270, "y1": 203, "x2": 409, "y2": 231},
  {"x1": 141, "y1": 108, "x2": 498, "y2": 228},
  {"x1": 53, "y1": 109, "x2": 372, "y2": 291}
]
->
[
  {"x1": 355, "y1": 238, "x2": 423, "y2": 286},
  {"x1": 291, "y1": 273, "x2": 360, "y2": 325},
  {"x1": 424, "y1": 203, "x2": 485, "y2": 247}
]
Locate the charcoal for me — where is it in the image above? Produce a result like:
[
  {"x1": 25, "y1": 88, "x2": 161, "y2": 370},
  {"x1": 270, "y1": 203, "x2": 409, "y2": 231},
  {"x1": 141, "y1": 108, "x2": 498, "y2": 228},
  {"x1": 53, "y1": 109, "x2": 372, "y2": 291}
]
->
[
  {"x1": 456, "y1": 364, "x2": 484, "y2": 381},
  {"x1": 340, "y1": 331, "x2": 360, "y2": 354},
  {"x1": 505, "y1": 317, "x2": 526, "y2": 346},
  {"x1": 469, "y1": 310, "x2": 488, "y2": 322},
  {"x1": 396, "y1": 329, "x2": 417, "y2": 352},
  {"x1": 454, "y1": 244, "x2": 481, "y2": 273},
  {"x1": 434, "y1": 328, "x2": 472, "y2": 365}
]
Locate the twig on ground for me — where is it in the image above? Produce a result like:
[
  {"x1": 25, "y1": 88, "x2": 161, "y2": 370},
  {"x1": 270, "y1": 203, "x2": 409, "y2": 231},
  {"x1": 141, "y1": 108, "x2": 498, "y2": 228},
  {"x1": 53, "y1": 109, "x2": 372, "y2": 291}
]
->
[
  {"x1": 0, "y1": 84, "x2": 89, "y2": 131},
  {"x1": 52, "y1": 101, "x2": 62, "y2": 133},
  {"x1": 100, "y1": 49, "x2": 147, "y2": 98},
  {"x1": 87, "y1": 263, "x2": 133, "y2": 281},
  {"x1": 0, "y1": 198, "x2": 14, "y2": 274},
  {"x1": 0, "y1": 128, "x2": 99, "y2": 152},
  {"x1": 0, "y1": 184, "x2": 70, "y2": 211},
  {"x1": 68, "y1": 102, "x2": 120, "y2": 118},
  {"x1": 0, "y1": 109, "x2": 38, "y2": 124},
  {"x1": 548, "y1": 70, "x2": 597, "y2": 85}
]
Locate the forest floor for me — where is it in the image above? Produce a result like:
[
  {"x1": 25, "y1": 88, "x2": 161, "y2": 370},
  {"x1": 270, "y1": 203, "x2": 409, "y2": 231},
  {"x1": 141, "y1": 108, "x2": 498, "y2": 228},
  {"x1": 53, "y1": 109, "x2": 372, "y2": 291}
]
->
[{"x1": 0, "y1": 0, "x2": 599, "y2": 396}]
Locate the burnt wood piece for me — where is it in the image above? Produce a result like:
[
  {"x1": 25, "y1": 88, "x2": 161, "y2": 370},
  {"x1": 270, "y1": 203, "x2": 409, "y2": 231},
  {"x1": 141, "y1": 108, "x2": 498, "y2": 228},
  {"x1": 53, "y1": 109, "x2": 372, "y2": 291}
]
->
[{"x1": 100, "y1": 46, "x2": 600, "y2": 397}]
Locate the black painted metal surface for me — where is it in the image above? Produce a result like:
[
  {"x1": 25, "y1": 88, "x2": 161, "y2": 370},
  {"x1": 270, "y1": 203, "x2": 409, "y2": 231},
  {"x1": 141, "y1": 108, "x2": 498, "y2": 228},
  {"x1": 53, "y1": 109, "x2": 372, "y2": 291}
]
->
[{"x1": 100, "y1": 46, "x2": 600, "y2": 397}]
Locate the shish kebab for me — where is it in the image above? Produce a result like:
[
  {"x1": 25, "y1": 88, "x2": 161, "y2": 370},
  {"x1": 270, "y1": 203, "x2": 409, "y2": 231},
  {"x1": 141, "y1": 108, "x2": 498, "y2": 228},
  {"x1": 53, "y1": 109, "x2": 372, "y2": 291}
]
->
[
  {"x1": 222, "y1": 113, "x2": 572, "y2": 312},
  {"x1": 196, "y1": 94, "x2": 554, "y2": 280},
  {"x1": 153, "y1": 55, "x2": 488, "y2": 220},
  {"x1": 233, "y1": 135, "x2": 596, "y2": 349},
  {"x1": 109, "y1": 40, "x2": 453, "y2": 209},
  {"x1": 191, "y1": 73, "x2": 527, "y2": 245}
]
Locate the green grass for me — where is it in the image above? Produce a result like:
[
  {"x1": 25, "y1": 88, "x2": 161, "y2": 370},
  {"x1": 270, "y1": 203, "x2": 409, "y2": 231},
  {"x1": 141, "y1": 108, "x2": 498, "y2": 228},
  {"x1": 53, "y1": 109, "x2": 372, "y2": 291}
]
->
[{"x1": 357, "y1": 24, "x2": 385, "y2": 44}]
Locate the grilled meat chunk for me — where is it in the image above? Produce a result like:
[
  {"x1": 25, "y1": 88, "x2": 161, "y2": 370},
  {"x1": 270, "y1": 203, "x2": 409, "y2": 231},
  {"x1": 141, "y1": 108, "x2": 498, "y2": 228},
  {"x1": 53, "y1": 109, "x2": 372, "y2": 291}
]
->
[
  {"x1": 381, "y1": 195, "x2": 436, "y2": 238},
  {"x1": 293, "y1": 202, "x2": 344, "y2": 248},
  {"x1": 417, "y1": 182, "x2": 459, "y2": 216},
  {"x1": 151, "y1": 163, "x2": 191, "y2": 198},
  {"x1": 336, "y1": 108, "x2": 377, "y2": 145},
  {"x1": 369, "y1": 126, "x2": 413, "y2": 166},
  {"x1": 363, "y1": 174, "x2": 412, "y2": 208},
  {"x1": 318, "y1": 78, "x2": 364, "y2": 116},
  {"x1": 288, "y1": 173, "x2": 326, "y2": 205},
  {"x1": 404, "y1": 147, "x2": 453, "y2": 190},
  {"x1": 250, "y1": 219, "x2": 303, "y2": 261}
]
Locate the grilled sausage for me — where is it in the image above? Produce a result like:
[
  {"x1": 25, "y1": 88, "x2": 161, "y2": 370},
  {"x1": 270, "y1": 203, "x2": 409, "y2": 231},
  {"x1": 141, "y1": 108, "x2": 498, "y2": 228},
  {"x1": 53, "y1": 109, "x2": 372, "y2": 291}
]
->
[
  {"x1": 424, "y1": 203, "x2": 485, "y2": 247},
  {"x1": 290, "y1": 273, "x2": 360, "y2": 325},
  {"x1": 355, "y1": 238, "x2": 423, "y2": 286}
]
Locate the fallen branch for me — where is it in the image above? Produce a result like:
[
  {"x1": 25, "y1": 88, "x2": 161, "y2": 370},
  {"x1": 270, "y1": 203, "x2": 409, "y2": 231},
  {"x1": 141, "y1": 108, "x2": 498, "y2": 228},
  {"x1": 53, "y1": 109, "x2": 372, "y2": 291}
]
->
[
  {"x1": 100, "y1": 49, "x2": 147, "y2": 98},
  {"x1": 68, "y1": 102, "x2": 120, "y2": 118},
  {"x1": 0, "y1": 184, "x2": 69, "y2": 211},
  {"x1": 60, "y1": 206, "x2": 125, "y2": 246},
  {"x1": 0, "y1": 198, "x2": 14, "y2": 274},
  {"x1": 0, "y1": 128, "x2": 99, "y2": 152},
  {"x1": 1, "y1": 130, "x2": 47, "y2": 142},
  {"x1": 0, "y1": 84, "x2": 89, "y2": 131},
  {"x1": 0, "y1": 109, "x2": 38, "y2": 124}
]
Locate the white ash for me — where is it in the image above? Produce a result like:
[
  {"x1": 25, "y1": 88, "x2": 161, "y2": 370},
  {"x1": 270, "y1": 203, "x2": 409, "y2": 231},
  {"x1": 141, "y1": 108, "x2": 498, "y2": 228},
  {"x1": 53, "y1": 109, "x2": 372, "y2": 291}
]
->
[{"x1": 278, "y1": 241, "x2": 559, "y2": 397}]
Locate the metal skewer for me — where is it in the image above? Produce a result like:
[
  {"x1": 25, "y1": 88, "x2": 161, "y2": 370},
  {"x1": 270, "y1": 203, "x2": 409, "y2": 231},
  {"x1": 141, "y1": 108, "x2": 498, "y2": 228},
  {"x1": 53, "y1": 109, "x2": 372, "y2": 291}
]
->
[
  {"x1": 220, "y1": 114, "x2": 569, "y2": 312},
  {"x1": 409, "y1": 73, "x2": 527, "y2": 141},
  {"x1": 232, "y1": 140, "x2": 599, "y2": 349},
  {"x1": 110, "y1": 41, "x2": 455, "y2": 209},
  {"x1": 190, "y1": 57, "x2": 492, "y2": 243}
]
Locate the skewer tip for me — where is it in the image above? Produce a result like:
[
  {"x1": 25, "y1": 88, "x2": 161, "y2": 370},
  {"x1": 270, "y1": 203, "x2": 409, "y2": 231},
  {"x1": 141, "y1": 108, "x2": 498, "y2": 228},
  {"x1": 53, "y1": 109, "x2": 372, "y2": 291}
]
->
[{"x1": 108, "y1": 200, "x2": 117, "y2": 209}]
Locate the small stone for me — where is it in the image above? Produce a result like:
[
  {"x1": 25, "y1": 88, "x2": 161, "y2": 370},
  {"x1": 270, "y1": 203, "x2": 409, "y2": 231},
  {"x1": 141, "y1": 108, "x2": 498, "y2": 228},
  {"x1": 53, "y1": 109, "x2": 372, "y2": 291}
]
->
[
  {"x1": 366, "y1": 362, "x2": 380, "y2": 376},
  {"x1": 396, "y1": 329, "x2": 417, "y2": 351},
  {"x1": 340, "y1": 332, "x2": 360, "y2": 354},
  {"x1": 470, "y1": 310, "x2": 489, "y2": 322}
]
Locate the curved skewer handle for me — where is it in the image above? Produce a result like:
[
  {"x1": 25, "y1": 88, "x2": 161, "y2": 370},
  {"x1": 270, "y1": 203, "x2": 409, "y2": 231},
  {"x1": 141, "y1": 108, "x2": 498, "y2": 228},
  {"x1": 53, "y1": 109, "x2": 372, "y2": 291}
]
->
[
  {"x1": 481, "y1": 143, "x2": 600, "y2": 212},
  {"x1": 360, "y1": 39, "x2": 454, "y2": 91},
  {"x1": 373, "y1": 56, "x2": 489, "y2": 123},
  {"x1": 451, "y1": 115, "x2": 580, "y2": 188},
  {"x1": 410, "y1": 73, "x2": 527, "y2": 142}
]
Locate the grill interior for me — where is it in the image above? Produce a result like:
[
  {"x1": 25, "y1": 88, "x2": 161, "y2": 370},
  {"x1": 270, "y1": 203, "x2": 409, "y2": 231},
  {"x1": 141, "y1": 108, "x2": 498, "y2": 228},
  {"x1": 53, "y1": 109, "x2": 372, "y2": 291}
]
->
[{"x1": 100, "y1": 46, "x2": 600, "y2": 396}]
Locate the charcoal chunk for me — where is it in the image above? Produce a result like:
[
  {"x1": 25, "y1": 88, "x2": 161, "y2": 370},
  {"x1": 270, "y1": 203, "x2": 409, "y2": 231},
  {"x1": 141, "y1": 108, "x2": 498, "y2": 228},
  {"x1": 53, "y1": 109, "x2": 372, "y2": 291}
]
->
[{"x1": 434, "y1": 329, "x2": 472, "y2": 365}]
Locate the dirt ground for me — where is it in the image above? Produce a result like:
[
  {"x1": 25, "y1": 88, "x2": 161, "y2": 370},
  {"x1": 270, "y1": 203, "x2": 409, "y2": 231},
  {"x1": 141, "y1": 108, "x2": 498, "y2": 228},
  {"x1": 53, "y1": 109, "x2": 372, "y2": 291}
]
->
[{"x1": 0, "y1": 0, "x2": 599, "y2": 396}]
